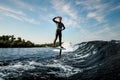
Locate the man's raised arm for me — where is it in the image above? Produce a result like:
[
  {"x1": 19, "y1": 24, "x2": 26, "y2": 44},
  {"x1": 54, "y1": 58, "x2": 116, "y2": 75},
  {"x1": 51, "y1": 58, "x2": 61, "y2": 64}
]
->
[{"x1": 52, "y1": 17, "x2": 58, "y2": 23}]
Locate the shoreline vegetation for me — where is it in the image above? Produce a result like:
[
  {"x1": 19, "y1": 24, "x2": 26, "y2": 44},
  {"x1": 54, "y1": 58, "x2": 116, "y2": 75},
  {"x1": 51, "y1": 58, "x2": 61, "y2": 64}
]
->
[{"x1": 0, "y1": 35, "x2": 59, "y2": 48}]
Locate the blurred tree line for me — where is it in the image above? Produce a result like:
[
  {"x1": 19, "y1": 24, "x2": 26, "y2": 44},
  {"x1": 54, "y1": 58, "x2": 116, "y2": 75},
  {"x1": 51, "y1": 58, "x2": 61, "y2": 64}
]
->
[
  {"x1": 0, "y1": 35, "x2": 34, "y2": 47},
  {"x1": 0, "y1": 35, "x2": 60, "y2": 48}
]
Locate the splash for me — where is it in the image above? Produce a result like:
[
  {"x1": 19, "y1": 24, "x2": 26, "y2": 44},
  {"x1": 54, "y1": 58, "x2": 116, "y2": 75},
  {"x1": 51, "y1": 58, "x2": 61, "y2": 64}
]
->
[{"x1": 53, "y1": 42, "x2": 78, "y2": 52}]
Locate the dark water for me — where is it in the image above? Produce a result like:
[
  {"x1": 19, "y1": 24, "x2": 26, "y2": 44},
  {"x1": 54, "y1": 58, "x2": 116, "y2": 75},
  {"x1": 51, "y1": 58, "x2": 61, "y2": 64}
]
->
[{"x1": 0, "y1": 41, "x2": 120, "y2": 80}]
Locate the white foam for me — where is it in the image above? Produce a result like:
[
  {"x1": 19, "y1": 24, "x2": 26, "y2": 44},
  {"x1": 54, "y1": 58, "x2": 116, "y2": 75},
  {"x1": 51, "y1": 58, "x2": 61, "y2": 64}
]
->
[
  {"x1": 12, "y1": 62, "x2": 35, "y2": 70},
  {"x1": 63, "y1": 42, "x2": 79, "y2": 52},
  {"x1": 0, "y1": 62, "x2": 35, "y2": 71},
  {"x1": 14, "y1": 61, "x2": 82, "y2": 77},
  {"x1": 93, "y1": 50, "x2": 97, "y2": 54},
  {"x1": 74, "y1": 53, "x2": 90, "y2": 59},
  {"x1": 85, "y1": 65, "x2": 97, "y2": 70},
  {"x1": 46, "y1": 63, "x2": 82, "y2": 77},
  {"x1": 29, "y1": 61, "x2": 43, "y2": 66},
  {"x1": 0, "y1": 60, "x2": 82, "y2": 78}
]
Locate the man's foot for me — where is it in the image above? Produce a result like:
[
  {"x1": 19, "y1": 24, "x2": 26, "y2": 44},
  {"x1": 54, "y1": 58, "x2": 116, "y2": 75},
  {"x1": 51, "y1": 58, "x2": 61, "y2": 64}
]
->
[{"x1": 60, "y1": 46, "x2": 64, "y2": 48}]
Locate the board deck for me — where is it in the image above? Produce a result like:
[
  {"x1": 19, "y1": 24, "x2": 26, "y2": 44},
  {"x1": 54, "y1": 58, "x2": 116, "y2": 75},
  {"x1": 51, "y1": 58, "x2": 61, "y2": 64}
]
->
[{"x1": 49, "y1": 47, "x2": 66, "y2": 50}]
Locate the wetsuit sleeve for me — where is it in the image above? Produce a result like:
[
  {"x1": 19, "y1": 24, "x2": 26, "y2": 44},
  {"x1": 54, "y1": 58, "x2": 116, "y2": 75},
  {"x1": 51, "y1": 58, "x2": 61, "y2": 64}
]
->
[
  {"x1": 62, "y1": 23, "x2": 65, "y2": 30},
  {"x1": 52, "y1": 17, "x2": 58, "y2": 23}
]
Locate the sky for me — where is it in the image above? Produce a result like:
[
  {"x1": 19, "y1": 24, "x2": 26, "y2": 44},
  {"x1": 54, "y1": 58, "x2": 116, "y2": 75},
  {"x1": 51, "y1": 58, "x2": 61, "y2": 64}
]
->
[{"x1": 0, "y1": 0, "x2": 120, "y2": 44}]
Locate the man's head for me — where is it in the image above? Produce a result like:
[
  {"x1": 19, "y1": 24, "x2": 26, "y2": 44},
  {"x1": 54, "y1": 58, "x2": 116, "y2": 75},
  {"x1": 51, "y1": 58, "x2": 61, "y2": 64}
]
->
[{"x1": 57, "y1": 16, "x2": 62, "y2": 22}]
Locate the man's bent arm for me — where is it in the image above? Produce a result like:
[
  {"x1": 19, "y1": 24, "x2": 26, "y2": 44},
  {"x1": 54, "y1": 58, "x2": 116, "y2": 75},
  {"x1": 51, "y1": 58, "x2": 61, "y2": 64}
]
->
[
  {"x1": 52, "y1": 17, "x2": 58, "y2": 23},
  {"x1": 62, "y1": 23, "x2": 65, "y2": 30}
]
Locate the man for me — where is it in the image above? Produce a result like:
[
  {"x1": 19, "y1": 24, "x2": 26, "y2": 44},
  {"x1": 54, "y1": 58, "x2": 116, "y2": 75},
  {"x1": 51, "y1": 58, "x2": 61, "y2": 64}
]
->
[{"x1": 52, "y1": 16, "x2": 65, "y2": 48}]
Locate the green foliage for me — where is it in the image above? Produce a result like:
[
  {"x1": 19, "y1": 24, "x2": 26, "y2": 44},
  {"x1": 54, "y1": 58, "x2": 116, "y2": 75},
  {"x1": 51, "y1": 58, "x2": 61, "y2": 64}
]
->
[{"x1": 0, "y1": 35, "x2": 34, "y2": 48}]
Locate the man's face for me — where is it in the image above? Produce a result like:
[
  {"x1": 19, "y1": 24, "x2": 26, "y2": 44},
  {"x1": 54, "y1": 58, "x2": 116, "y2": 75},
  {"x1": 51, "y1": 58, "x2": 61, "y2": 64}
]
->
[{"x1": 59, "y1": 17, "x2": 62, "y2": 22}]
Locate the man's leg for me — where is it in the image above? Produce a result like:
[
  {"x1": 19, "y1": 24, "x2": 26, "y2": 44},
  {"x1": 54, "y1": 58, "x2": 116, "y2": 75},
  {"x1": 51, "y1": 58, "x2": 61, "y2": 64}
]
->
[
  {"x1": 53, "y1": 30, "x2": 58, "y2": 47},
  {"x1": 59, "y1": 31, "x2": 62, "y2": 47}
]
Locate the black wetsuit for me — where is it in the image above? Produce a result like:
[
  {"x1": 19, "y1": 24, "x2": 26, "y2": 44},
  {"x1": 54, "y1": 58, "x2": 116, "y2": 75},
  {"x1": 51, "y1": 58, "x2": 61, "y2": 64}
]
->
[{"x1": 53, "y1": 17, "x2": 65, "y2": 46}]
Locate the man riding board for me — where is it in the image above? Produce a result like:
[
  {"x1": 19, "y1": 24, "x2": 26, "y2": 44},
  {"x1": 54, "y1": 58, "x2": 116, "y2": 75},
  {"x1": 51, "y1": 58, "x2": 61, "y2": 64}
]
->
[{"x1": 52, "y1": 16, "x2": 65, "y2": 48}]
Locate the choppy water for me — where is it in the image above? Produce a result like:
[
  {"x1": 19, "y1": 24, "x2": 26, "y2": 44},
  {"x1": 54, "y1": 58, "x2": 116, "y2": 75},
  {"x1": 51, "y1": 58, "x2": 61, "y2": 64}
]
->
[
  {"x1": 0, "y1": 41, "x2": 120, "y2": 80},
  {"x1": 0, "y1": 47, "x2": 79, "y2": 80}
]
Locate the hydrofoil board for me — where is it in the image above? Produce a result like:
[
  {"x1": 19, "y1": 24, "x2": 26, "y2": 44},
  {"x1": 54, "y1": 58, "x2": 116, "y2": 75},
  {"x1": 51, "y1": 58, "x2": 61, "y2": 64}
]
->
[{"x1": 50, "y1": 46, "x2": 66, "y2": 50}]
